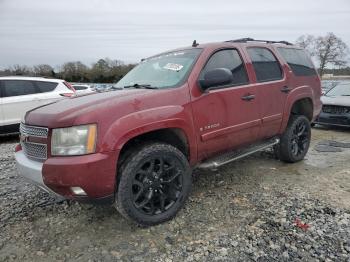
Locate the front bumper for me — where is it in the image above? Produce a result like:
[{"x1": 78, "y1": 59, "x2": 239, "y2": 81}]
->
[
  {"x1": 15, "y1": 150, "x2": 63, "y2": 198},
  {"x1": 314, "y1": 112, "x2": 350, "y2": 127},
  {"x1": 15, "y1": 150, "x2": 118, "y2": 203}
]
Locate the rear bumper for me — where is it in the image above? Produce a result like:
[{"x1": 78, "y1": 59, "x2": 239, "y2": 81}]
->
[
  {"x1": 15, "y1": 150, "x2": 118, "y2": 203},
  {"x1": 314, "y1": 112, "x2": 350, "y2": 127}
]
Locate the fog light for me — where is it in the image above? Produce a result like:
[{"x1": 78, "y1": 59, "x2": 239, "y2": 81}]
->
[{"x1": 71, "y1": 187, "x2": 87, "y2": 196}]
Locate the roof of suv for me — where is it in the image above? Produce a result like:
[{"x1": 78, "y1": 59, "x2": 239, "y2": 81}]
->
[
  {"x1": 0, "y1": 76, "x2": 65, "y2": 82},
  {"x1": 167, "y1": 38, "x2": 301, "y2": 53}
]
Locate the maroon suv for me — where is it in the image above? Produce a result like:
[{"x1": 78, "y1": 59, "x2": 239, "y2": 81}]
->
[{"x1": 15, "y1": 38, "x2": 322, "y2": 225}]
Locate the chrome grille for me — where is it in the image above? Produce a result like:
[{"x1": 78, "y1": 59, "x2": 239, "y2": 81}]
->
[
  {"x1": 20, "y1": 123, "x2": 48, "y2": 160},
  {"x1": 20, "y1": 123, "x2": 48, "y2": 138},
  {"x1": 21, "y1": 142, "x2": 47, "y2": 160},
  {"x1": 322, "y1": 105, "x2": 350, "y2": 114}
]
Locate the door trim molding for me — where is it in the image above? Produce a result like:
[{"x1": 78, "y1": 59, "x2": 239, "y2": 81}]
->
[
  {"x1": 201, "y1": 119, "x2": 261, "y2": 142},
  {"x1": 262, "y1": 113, "x2": 282, "y2": 123}
]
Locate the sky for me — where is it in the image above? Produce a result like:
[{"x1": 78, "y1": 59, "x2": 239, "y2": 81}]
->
[{"x1": 0, "y1": 0, "x2": 349, "y2": 69}]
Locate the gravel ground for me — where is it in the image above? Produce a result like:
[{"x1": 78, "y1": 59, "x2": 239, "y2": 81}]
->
[{"x1": 0, "y1": 127, "x2": 350, "y2": 262}]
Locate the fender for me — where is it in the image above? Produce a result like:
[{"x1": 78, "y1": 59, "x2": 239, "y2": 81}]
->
[
  {"x1": 101, "y1": 105, "x2": 198, "y2": 164},
  {"x1": 279, "y1": 85, "x2": 314, "y2": 133}
]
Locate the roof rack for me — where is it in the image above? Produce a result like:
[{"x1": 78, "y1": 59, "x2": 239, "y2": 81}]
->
[{"x1": 226, "y1": 37, "x2": 293, "y2": 45}]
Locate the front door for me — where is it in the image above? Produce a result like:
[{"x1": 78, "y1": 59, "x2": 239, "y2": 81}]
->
[{"x1": 190, "y1": 48, "x2": 261, "y2": 160}]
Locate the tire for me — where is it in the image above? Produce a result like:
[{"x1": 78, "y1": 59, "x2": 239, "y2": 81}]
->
[
  {"x1": 115, "y1": 143, "x2": 192, "y2": 226},
  {"x1": 275, "y1": 115, "x2": 311, "y2": 163}
]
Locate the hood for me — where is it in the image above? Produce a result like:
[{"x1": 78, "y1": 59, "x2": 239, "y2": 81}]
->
[
  {"x1": 321, "y1": 95, "x2": 350, "y2": 107},
  {"x1": 25, "y1": 89, "x2": 152, "y2": 127}
]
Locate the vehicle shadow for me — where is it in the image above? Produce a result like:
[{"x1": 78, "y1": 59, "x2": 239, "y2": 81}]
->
[
  {"x1": 0, "y1": 134, "x2": 19, "y2": 144},
  {"x1": 313, "y1": 124, "x2": 350, "y2": 133}
]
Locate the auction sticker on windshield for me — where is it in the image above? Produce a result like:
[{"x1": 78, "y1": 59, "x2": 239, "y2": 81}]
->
[{"x1": 163, "y1": 63, "x2": 184, "y2": 71}]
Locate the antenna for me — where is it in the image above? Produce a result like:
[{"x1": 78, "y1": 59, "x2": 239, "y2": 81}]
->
[{"x1": 192, "y1": 40, "x2": 199, "y2": 47}]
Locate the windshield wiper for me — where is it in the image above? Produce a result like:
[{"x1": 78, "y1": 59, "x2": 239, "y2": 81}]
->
[
  {"x1": 110, "y1": 86, "x2": 123, "y2": 90},
  {"x1": 124, "y1": 83, "x2": 158, "y2": 89}
]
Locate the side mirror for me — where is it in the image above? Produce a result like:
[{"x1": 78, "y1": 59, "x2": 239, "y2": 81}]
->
[{"x1": 199, "y1": 68, "x2": 233, "y2": 91}]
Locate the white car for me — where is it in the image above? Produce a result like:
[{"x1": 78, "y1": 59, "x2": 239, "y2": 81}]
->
[
  {"x1": 0, "y1": 76, "x2": 75, "y2": 135},
  {"x1": 72, "y1": 84, "x2": 95, "y2": 95}
]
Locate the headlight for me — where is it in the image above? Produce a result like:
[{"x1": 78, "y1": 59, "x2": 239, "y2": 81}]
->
[{"x1": 51, "y1": 124, "x2": 97, "y2": 156}]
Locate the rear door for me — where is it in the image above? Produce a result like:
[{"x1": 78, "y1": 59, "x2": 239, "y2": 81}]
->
[
  {"x1": 190, "y1": 48, "x2": 261, "y2": 160},
  {"x1": 1, "y1": 80, "x2": 40, "y2": 126},
  {"x1": 244, "y1": 47, "x2": 288, "y2": 138}
]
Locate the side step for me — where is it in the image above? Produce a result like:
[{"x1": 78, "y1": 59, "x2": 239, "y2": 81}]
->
[{"x1": 197, "y1": 137, "x2": 280, "y2": 169}]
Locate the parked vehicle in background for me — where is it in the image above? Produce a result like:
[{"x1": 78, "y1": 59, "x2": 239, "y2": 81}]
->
[
  {"x1": 72, "y1": 84, "x2": 95, "y2": 95},
  {"x1": 314, "y1": 82, "x2": 350, "y2": 127},
  {"x1": 15, "y1": 38, "x2": 321, "y2": 226},
  {"x1": 0, "y1": 76, "x2": 75, "y2": 135},
  {"x1": 321, "y1": 80, "x2": 339, "y2": 94}
]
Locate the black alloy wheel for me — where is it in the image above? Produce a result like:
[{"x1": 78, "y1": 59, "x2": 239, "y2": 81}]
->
[
  {"x1": 275, "y1": 115, "x2": 311, "y2": 163},
  {"x1": 290, "y1": 120, "x2": 310, "y2": 157},
  {"x1": 116, "y1": 143, "x2": 192, "y2": 226},
  {"x1": 131, "y1": 156, "x2": 183, "y2": 215}
]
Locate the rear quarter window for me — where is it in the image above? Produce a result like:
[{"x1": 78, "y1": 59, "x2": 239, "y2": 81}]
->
[
  {"x1": 247, "y1": 47, "x2": 283, "y2": 82},
  {"x1": 2, "y1": 80, "x2": 38, "y2": 97},
  {"x1": 35, "y1": 81, "x2": 58, "y2": 93},
  {"x1": 277, "y1": 48, "x2": 316, "y2": 76}
]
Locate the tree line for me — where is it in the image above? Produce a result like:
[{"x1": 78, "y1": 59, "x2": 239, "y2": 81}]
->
[
  {"x1": 0, "y1": 58, "x2": 136, "y2": 83},
  {"x1": 0, "y1": 32, "x2": 349, "y2": 81}
]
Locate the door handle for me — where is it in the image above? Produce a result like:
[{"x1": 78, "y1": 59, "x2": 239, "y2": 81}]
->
[
  {"x1": 281, "y1": 86, "x2": 291, "y2": 93},
  {"x1": 241, "y1": 94, "x2": 255, "y2": 101}
]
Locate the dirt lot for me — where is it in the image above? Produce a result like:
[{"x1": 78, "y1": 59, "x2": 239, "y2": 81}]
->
[{"x1": 0, "y1": 127, "x2": 350, "y2": 262}]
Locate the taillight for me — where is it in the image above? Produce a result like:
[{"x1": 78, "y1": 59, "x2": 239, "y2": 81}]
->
[{"x1": 63, "y1": 81, "x2": 76, "y2": 92}]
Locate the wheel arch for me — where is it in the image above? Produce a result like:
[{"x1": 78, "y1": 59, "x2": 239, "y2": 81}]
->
[{"x1": 280, "y1": 87, "x2": 314, "y2": 133}]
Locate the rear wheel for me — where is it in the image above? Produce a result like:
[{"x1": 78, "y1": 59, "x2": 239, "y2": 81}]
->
[
  {"x1": 275, "y1": 115, "x2": 311, "y2": 163},
  {"x1": 115, "y1": 143, "x2": 192, "y2": 226}
]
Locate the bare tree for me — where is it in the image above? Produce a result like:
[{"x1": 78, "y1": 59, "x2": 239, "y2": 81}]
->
[
  {"x1": 296, "y1": 33, "x2": 349, "y2": 77},
  {"x1": 10, "y1": 64, "x2": 32, "y2": 76},
  {"x1": 60, "y1": 61, "x2": 88, "y2": 82},
  {"x1": 315, "y1": 33, "x2": 348, "y2": 77},
  {"x1": 33, "y1": 64, "x2": 54, "y2": 77},
  {"x1": 296, "y1": 34, "x2": 316, "y2": 56}
]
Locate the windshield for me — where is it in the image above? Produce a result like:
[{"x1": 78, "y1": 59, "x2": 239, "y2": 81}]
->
[
  {"x1": 114, "y1": 48, "x2": 202, "y2": 89},
  {"x1": 326, "y1": 83, "x2": 350, "y2": 96}
]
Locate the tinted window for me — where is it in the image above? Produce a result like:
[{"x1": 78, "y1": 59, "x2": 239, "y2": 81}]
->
[
  {"x1": 277, "y1": 48, "x2": 316, "y2": 76},
  {"x1": 73, "y1": 85, "x2": 88, "y2": 90},
  {"x1": 35, "y1": 81, "x2": 58, "y2": 93},
  {"x1": 2, "y1": 80, "x2": 38, "y2": 97},
  {"x1": 201, "y1": 49, "x2": 248, "y2": 87},
  {"x1": 247, "y1": 47, "x2": 283, "y2": 82}
]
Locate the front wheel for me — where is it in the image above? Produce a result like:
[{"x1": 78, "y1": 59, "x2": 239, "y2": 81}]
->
[
  {"x1": 115, "y1": 143, "x2": 192, "y2": 226},
  {"x1": 275, "y1": 115, "x2": 311, "y2": 163}
]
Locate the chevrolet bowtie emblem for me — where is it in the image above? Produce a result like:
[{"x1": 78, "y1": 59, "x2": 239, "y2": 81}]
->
[{"x1": 20, "y1": 134, "x2": 29, "y2": 143}]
